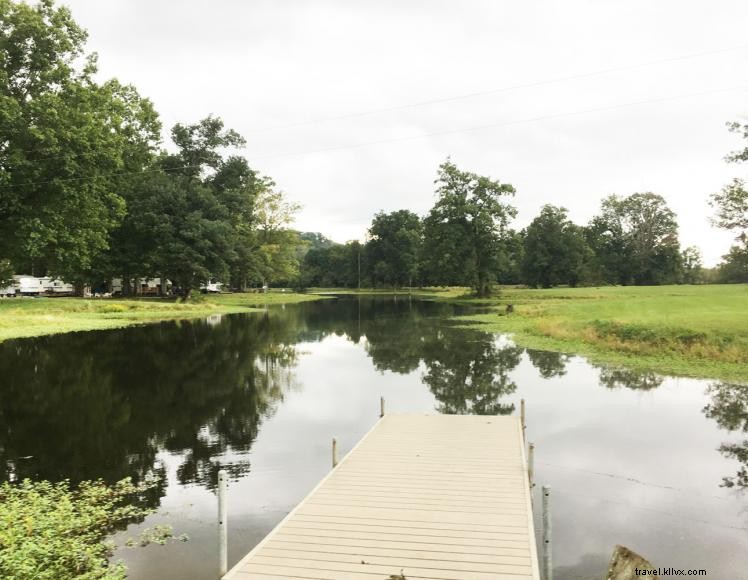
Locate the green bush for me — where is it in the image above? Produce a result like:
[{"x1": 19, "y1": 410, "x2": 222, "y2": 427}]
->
[{"x1": 0, "y1": 478, "x2": 159, "y2": 579}]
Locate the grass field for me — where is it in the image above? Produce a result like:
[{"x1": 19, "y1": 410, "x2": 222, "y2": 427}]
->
[
  {"x1": 421, "y1": 284, "x2": 748, "y2": 383},
  {"x1": 0, "y1": 292, "x2": 324, "y2": 343}
]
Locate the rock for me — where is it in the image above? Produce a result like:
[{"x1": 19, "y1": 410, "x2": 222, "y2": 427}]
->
[{"x1": 605, "y1": 545, "x2": 657, "y2": 579}]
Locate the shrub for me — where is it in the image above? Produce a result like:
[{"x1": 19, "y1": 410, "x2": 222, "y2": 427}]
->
[{"x1": 0, "y1": 478, "x2": 160, "y2": 579}]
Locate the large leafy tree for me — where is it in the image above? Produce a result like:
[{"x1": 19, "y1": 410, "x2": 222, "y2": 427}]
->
[
  {"x1": 366, "y1": 210, "x2": 422, "y2": 287},
  {"x1": 0, "y1": 0, "x2": 160, "y2": 283},
  {"x1": 422, "y1": 160, "x2": 516, "y2": 296},
  {"x1": 522, "y1": 205, "x2": 594, "y2": 288},
  {"x1": 588, "y1": 193, "x2": 681, "y2": 285},
  {"x1": 711, "y1": 122, "x2": 748, "y2": 282},
  {"x1": 108, "y1": 117, "x2": 246, "y2": 297}
]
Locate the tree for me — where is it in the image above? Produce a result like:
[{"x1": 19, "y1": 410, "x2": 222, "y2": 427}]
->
[
  {"x1": 680, "y1": 246, "x2": 703, "y2": 284},
  {"x1": 710, "y1": 178, "x2": 748, "y2": 239},
  {"x1": 0, "y1": 0, "x2": 161, "y2": 284},
  {"x1": 422, "y1": 160, "x2": 516, "y2": 296},
  {"x1": 247, "y1": 187, "x2": 301, "y2": 287},
  {"x1": 718, "y1": 244, "x2": 748, "y2": 283},
  {"x1": 522, "y1": 205, "x2": 594, "y2": 288},
  {"x1": 710, "y1": 123, "x2": 748, "y2": 283},
  {"x1": 366, "y1": 210, "x2": 422, "y2": 287},
  {"x1": 588, "y1": 193, "x2": 681, "y2": 285}
]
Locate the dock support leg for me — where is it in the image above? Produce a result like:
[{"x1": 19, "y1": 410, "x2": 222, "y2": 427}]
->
[
  {"x1": 332, "y1": 437, "x2": 338, "y2": 468},
  {"x1": 380, "y1": 396, "x2": 385, "y2": 418},
  {"x1": 542, "y1": 485, "x2": 552, "y2": 580},
  {"x1": 528, "y1": 442, "x2": 535, "y2": 488},
  {"x1": 218, "y1": 469, "x2": 228, "y2": 578}
]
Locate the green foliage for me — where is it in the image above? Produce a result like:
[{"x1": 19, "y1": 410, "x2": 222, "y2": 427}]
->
[
  {"x1": 710, "y1": 178, "x2": 748, "y2": 235},
  {"x1": 680, "y1": 246, "x2": 703, "y2": 284},
  {"x1": 587, "y1": 192, "x2": 681, "y2": 285},
  {"x1": 366, "y1": 210, "x2": 422, "y2": 287},
  {"x1": 522, "y1": 205, "x2": 595, "y2": 288},
  {"x1": 0, "y1": 0, "x2": 161, "y2": 282},
  {"x1": 422, "y1": 159, "x2": 516, "y2": 297},
  {"x1": 712, "y1": 122, "x2": 748, "y2": 279},
  {"x1": 0, "y1": 259, "x2": 13, "y2": 288},
  {"x1": 718, "y1": 244, "x2": 748, "y2": 283},
  {"x1": 0, "y1": 477, "x2": 158, "y2": 579}
]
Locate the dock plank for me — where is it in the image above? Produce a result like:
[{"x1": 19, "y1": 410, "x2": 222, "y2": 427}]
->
[{"x1": 225, "y1": 414, "x2": 540, "y2": 579}]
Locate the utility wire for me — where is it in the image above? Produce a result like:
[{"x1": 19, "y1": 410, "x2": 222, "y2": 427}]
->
[
  {"x1": 251, "y1": 83, "x2": 748, "y2": 161},
  {"x1": 250, "y1": 45, "x2": 748, "y2": 132},
  {"x1": 2, "y1": 83, "x2": 747, "y2": 191}
]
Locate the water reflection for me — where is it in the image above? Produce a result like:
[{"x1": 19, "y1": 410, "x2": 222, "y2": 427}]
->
[
  {"x1": 0, "y1": 296, "x2": 746, "y2": 580},
  {"x1": 596, "y1": 365, "x2": 664, "y2": 390},
  {"x1": 526, "y1": 349, "x2": 571, "y2": 379},
  {"x1": 0, "y1": 314, "x2": 295, "y2": 494},
  {"x1": 703, "y1": 382, "x2": 748, "y2": 489}
]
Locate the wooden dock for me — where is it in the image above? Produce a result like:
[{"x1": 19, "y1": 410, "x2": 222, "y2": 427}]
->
[{"x1": 224, "y1": 413, "x2": 540, "y2": 580}]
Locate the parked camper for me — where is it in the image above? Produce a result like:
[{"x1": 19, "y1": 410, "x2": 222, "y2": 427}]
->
[
  {"x1": 111, "y1": 277, "x2": 171, "y2": 296},
  {"x1": 14, "y1": 275, "x2": 47, "y2": 296},
  {"x1": 200, "y1": 281, "x2": 222, "y2": 293},
  {"x1": 46, "y1": 279, "x2": 73, "y2": 295},
  {"x1": 11, "y1": 275, "x2": 74, "y2": 296}
]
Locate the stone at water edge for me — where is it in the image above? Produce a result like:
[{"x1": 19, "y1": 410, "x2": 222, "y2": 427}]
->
[{"x1": 605, "y1": 545, "x2": 657, "y2": 579}]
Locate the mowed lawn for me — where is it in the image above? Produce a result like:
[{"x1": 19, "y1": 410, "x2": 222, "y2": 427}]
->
[
  {"x1": 453, "y1": 284, "x2": 748, "y2": 383},
  {"x1": 0, "y1": 292, "x2": 323, "y2": 343}
]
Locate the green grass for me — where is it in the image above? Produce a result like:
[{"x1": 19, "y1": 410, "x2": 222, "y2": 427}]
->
[
  {"x1": 0, "y1": 291, "x2": 325, "y2": 343},
  {"x1": 423, "y1": 284, "x2": 748, "y2": 384}
]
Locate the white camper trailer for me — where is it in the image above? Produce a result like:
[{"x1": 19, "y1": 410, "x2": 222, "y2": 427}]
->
[
  {"x1": 12, "y1": 275, "x2": 73, "y2": 296},
  {"x1": 200, "y1": 281, "x2": 222, "y2": 293},
  {"x1": 111, "y1": 277, "x2": 170, "y2": 295},
  {"x1": 14, "y1": 275, "x2": 47, "y2": 296},
  {"x1": 46, "y1": 279, "x2": 74, "y2": 295}
]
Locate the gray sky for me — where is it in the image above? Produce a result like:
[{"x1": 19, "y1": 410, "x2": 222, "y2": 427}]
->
[{"x1": 64, "y1": 0, "x2": 748, "y2": 266}]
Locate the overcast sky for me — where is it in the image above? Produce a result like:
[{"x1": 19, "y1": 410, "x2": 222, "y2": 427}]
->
[{"x1": 64, "y1": 0, "x2": 748, "y2": 266}]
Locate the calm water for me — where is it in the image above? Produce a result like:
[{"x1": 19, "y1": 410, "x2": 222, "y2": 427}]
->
[{"x1": 1, "y1": 296, "x2": 746, "y2": 579}]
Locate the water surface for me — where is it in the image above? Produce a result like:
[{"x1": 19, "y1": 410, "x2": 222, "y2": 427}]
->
[{"x1": 0, "y1": 296, "x2": 745, "y2": 579}]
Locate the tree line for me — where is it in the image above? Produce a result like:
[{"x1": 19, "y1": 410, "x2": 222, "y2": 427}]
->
[
  {"x1": 299, "y1": 142, "x2": 748, "y2": 292},
  {"x1": 0, "y1": 0, "x2": 299, "y2": 297},
  {"x1": 2, "y1": 1, "x2": 746, "y2": 297}
]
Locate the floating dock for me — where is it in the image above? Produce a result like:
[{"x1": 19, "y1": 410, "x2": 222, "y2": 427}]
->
[{"x1": 224, "y1": 413, "x2": 540, "y2": 580}]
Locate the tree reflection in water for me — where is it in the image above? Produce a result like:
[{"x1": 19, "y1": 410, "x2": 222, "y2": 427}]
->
[
  {"x1": 703, "y1": 382, "x2": 748, "y2": 489},
  {"x1": 0, "y1": 313, "x2": 297, "y2": 500},
  {"x1": 596, "y1": 366, "x2": 664, "y2": 390},
  {"x1": 526, "y1": 349, "x2": 571, "y2": 379}
]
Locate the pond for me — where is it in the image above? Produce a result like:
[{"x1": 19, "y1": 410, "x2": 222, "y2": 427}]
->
[{"x1": 0, "y1": 296, "x2": 746, "y2": 579}]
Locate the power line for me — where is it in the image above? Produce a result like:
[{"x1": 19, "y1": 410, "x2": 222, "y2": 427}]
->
[
  {"x1": 1, "y1": 45, "x2": 744, "y2": 172},
  {"x1": 250, "y1": 45, "x2": 748, "y2": 132},
  {"x1": 2, "y1": 83, "x2": 746, "y2": 191},
  {"x1": 251, "y1": 83, "x2": 748, "y2": 161}
]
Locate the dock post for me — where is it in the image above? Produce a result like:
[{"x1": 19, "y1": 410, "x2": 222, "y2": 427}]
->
[
  {"x1": 380, "y1": 396, "x2": 385, "y2": 418},
  {"x1": 218, "y1": 469, "x2": 228, "y2": 578},
  {"x1": 542, "y1": 485, "x2": 552, "y2": 580},
  {"x1": 520, "y1": 398, "x2": 526, "y2": 437},
  {"x1": 332, "y1": 437, "x2": 338, "y2": 468},
  {"x1": 528, "y1": 442, "x2": 535, "y2": 488}
]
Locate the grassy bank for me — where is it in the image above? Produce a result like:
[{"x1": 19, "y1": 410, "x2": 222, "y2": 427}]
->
[
  {"x1": 0, "y1": 291, "x2": 324, "y2": 343},
  {"x1": 421, "y1": 285, "x2": 748, "y2": 384}
]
